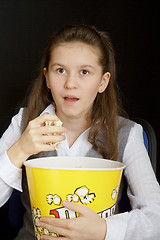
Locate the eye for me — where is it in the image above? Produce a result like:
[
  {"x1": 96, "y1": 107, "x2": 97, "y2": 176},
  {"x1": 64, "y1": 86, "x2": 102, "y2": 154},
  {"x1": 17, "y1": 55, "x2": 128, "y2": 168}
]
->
[
  {"x1": 80, "y1": 70, "x2": 89, "y2": 76},
  {"x1": 57, "y1": 68, "x2": 66, "y2": 74}
]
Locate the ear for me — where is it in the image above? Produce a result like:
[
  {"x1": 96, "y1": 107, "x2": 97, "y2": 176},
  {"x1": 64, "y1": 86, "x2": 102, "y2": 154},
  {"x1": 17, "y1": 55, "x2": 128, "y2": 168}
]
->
[
  {"x1": 43, "y1": 67, "x2": 50, "y2": 89},
  {"x1": 98, "y1": 72, "x2": 110, "y2": 93}
]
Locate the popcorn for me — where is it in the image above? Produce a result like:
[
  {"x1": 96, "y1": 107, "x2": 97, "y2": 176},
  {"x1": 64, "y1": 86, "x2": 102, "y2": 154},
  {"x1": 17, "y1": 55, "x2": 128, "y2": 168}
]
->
[
  {"x1": 45, "y1": 120, "x2": 63, "y2": 127},
  {"x1": 48, "y1": 142, "x2": 61, "y2": 150},
  {"x1": 66, "y1": 186, "x2": 96, "y2": 205},
  {"x1": 46, "y1": 186, "x2": 96, "y2": 207},
  {"x1": 66, "y1": 194, "x2": 79, "y2": 203},
  {"x1": 111, "y1": 186, "x2": 118, "y2": 200},
  {"x1": 54, "y1": 120, "x2": 63, "y2": 127},
  {"x1": 44, "y1": 120, "x2": 63, "y2": 150},
  {"x1": 46, "y1": 194, "x2": 62, "y2": 206},
  {"x1": 75, "y1": 186, "x2": 96, "y2": 205},
  {"x1": 32, "y1": 207, "x2": 57, "y2": 239}
]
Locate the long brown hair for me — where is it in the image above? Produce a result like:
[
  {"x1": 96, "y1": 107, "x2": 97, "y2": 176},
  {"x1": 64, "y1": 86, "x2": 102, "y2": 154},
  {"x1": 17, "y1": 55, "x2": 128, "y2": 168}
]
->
[{"x1": 23, "y1": 24, "x2": 125, "y2": 160}]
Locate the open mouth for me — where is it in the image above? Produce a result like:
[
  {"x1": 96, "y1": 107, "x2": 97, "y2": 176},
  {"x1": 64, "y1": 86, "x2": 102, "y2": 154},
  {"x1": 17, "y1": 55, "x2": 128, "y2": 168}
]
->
[{"x1": 64, "y1": 96, "x2": 79, "y2": 102}]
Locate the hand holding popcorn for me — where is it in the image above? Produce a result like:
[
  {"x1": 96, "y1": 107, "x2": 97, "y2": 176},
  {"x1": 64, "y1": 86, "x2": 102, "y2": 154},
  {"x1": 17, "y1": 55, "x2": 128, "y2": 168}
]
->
[{"x1": 7, "y1": 114, "x2": 66, "y2": 168}]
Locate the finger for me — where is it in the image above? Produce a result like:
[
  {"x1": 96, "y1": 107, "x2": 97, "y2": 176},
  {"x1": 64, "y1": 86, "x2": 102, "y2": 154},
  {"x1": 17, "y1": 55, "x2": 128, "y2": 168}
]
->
[
  {"x1": 41, "y1": 234, "x2": 68, "y2": 240},
  {"x1": 62, "y1": 201, "x2": 90, "y2": 216},
  {"x1": 30, "y1": 114, "x2": 61, "y2": 126},
  {"x1": 40, "y1": 126, "x2": 67, "y2": 135},
  {"x1": 41, "y1": 235, "x2": 56, "y2": 240},
  {"x1": 41, "y1": 235, "x2": 57, "y2": 240},
  {"x1": 25, "y1": 125, "x2": 66, "y2": 139},
  {"x1": 34, "y1": 136, "x2": 66, "y2": 152},
  {"x1": 41, "y1": 134, "x2": 66, "y2": 144},
  {"x1": 37, "y1": 220, "x2": 70, "y2": 237},
  {"x1": 34, "y1": 143, "x2": 59, "y2": 152},
  {"x1": 39, "y1": 217, "x2": 71, "y2": 229}
]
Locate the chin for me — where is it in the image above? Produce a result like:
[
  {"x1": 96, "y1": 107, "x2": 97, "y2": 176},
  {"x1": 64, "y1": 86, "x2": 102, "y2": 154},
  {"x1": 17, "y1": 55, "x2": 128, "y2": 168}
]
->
[
  {"x1": 62, "y1": 109, "x2": 82, "y2": 119},
  {"x1": 64, "y1": 112, "x2": 79, "y2": 118}
]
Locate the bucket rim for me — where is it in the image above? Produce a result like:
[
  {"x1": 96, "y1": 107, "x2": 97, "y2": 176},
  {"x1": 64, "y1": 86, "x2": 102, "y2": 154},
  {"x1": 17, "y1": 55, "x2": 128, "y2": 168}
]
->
[{"x1": 24, "y1": 156, "x2": 125, "y2": 171}]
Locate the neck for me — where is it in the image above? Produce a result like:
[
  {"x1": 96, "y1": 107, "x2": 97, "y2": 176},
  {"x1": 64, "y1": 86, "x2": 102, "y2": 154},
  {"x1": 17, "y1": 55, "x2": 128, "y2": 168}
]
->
[
  {"x1": 59, "y1": 113, "x2": 91, "y2": 132},
  {"x1": 56, "y1": 112, "x2": 91, "y2": 147}
]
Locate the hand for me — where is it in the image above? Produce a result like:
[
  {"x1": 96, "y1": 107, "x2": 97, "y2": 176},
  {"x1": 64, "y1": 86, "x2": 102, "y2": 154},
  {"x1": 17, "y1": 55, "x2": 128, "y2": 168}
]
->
[
  {"x1": 7, "y1": 114, "x2": 66, "y2": 168},
  {"x1": 37, "y1": 201, "x2": 107, "y2": 240}
]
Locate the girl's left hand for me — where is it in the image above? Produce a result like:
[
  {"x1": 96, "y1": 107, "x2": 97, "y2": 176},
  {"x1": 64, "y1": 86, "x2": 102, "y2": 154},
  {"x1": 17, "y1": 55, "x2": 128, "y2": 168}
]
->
[{"x1": 37, "y1": 201, "x2": 107, "y2": 240}]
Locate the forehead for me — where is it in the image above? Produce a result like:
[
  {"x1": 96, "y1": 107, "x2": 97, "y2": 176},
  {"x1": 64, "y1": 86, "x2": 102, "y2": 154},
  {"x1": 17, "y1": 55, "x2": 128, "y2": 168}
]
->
[{"x1": 50, "y1": 42, "x2": 101, "y2": 67}]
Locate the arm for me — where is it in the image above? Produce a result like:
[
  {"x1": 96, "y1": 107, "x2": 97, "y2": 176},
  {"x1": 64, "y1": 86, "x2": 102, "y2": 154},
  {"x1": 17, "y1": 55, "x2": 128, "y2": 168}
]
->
[
  {"x1": 0, "y1": 108, "x2": 24, "y2": 206},
  {"x1": 105, "y1": 123, "x2": 160, "y2": 240},
  {"x1": 0, "y1": 108, "x2": 66, "y2": 207}
]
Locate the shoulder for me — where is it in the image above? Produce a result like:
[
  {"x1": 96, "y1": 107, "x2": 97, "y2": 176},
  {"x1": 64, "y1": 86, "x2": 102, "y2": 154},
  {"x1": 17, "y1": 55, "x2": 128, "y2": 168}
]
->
[
  {"x1": 117, "y1": 116, "x2": 143, "y2": 136},
  {"x1": 11, "y1": 108, "x2": 26, "y2": 126},
  {"x1": 117, "y1": 116, "x2": 135, "y2": 129},
  {"x1": 7, "y1": 107, "x2": 29, "y2": 135},
  {"x1": 0, "y1": 108, "x2": 26, "y2": 150},
  {"x1": 117, "y1": 116, "x2": 143, "y2": 161},
  {"x1": 117, "y1": 116, "x2": 136, "y2": 143}
]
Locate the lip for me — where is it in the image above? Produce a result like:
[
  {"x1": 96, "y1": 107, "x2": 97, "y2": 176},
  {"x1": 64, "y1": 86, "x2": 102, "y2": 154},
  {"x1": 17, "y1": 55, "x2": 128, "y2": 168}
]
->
[{"x1": 63, "y1": 95, "x2": 79, "y2": 104}]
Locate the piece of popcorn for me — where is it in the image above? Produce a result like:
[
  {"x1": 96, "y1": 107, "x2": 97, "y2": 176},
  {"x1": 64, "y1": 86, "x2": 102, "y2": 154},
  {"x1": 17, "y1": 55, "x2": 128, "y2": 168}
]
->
[
  {"x1": 66, "y1": 194, "x2": 79, "y2": 203},
  {"x1": 46, "y1": 194, "x2": 53, "y2": 205},
  {"x1": 52, "y1": 194, "x2": 62, "y2": 205},
  {"x1": 111, "y1": 186, "x2": 118, "y2": 200},
  {"x1": 36, "y1": 233, "x2": 41, "y2": 240},
  {"x1": 72, "y1": 194, "x2": 79, "y2": 202},
  {"x1": 48, "y1": 141, "x2": 61, "y2": 150},
  {"x1": 44, "y1": 228, "x2": 49, "y2": 235},
  {"x1": 74, "y1": 186, "x2": 96, "y2": 205},
  {"x1": 46, "y1": 194, "x2": 62, "y2": 205},
  {"x1": 75, "y1": 186, "x2": 89, "y2": 197},
  {"x1": 45, "y1": 120, "x2": 63, "y2": 150},
  {"x1": 45, "y1": 120, "x2": 63, "y2": 127},
  {"x1": 54, "y1": 120, "x2": 63, "y2": 127},
  {"x1": 45, "y1": 121, "x2": 53, "y2": 126},
  {"x1": 50, "y1": 232, "x2": 58, "y2": 237}
]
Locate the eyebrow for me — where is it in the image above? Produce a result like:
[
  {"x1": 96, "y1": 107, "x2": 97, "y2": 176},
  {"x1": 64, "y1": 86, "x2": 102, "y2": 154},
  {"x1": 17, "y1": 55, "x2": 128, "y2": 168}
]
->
[
  {"x1": 80, "y1": 64, "x2": 96, "y2": 70},
  {"x1": 51, "y1": 63, "x2": 96, "y2": 70},
  {"x1": 51, "y1": 63, "x2": 66, "y2": 68}
]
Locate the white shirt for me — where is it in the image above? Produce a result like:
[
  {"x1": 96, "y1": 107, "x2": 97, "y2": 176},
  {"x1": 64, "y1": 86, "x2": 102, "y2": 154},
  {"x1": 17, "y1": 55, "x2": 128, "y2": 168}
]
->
[{"x1": 0, "y1": 104, "x2": 160, "y2": 240}]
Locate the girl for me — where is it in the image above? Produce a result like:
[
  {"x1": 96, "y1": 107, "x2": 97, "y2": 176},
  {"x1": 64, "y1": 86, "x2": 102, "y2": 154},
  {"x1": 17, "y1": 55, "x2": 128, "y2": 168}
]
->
[{"x1": 0, "y1": 24, "x2": 160, "y2": 240}]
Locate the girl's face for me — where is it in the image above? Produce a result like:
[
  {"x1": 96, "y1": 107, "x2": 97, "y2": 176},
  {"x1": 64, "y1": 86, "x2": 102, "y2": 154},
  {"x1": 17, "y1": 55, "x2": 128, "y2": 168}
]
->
[{"x1": 44, "y1": 42, "x2": 110, "y2": 121}]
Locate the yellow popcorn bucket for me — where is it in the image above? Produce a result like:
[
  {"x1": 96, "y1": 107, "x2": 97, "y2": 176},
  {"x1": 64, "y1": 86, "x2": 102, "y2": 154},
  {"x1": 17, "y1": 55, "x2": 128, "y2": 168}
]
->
[{"x1": 24, "y1": 156, "x2": 124, "y2": 238}]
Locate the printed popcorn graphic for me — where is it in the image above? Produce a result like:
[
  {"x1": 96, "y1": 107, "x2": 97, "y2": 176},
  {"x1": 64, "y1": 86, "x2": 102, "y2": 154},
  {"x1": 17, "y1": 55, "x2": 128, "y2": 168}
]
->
[
  {"x1": 32, "y1": 207, "x2": 58, "y2": 239},
  {"x1": 111, "y1": 186, "x2": 119, "y2": 200},
  {"x1": 66, "y1": 186, "x2": 96, "y2": 205},
  {"x1": 46, "y1": 194, "x2": 62, "y2": 205},
  {"x1": 46, "y1": 186, "x2": 96, "y2": 206},
  {"x1": 32, "y1": 185, "x2": 119, "y2": 238}
]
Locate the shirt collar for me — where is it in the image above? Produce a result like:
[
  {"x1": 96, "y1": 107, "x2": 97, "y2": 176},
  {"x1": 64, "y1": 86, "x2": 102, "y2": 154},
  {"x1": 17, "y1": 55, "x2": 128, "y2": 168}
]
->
[{"x1": 40, "y1": 103, "x2": 55, "y2": 115}]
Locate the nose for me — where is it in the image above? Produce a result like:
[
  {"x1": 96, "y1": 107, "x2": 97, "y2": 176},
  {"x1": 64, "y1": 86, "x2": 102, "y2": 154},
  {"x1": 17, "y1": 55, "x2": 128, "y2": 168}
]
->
[{"x1": 64, "y1": 72, "x2": 78, "y2": 89}]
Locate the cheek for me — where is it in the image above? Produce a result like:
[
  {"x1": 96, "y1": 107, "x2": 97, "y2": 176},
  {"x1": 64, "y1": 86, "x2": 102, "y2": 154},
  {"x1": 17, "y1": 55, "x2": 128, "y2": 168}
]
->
[
  {"x1": 48, "y1": 74, "x2": 59, "y2": 91},
  {"x1": 48, "y1": 81, "x2": 61, "y2": 99},
  {"x1": 51, "y1": 86, "x2": 60, "y2": 98},
  {"x1": 87, "y1": 82, "x2": 100, "y2": 98}
]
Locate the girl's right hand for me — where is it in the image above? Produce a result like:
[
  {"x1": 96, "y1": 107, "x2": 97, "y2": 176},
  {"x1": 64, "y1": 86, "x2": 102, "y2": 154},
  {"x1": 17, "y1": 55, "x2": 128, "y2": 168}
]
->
[{"x1": 7, "y1": 114, "x2": 66, "y2": 168}]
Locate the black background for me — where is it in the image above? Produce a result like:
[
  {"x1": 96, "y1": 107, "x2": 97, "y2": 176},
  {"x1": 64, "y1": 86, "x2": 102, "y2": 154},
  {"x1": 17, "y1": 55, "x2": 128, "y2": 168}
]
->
[{"x1": 0, "y1": 0, "x2": 159, "y2": 181}]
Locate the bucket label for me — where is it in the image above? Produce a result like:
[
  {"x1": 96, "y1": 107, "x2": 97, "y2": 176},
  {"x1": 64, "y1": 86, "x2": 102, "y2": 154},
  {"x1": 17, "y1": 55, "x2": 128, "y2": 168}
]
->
[
  {"x1": 32, "y1": 205, "x2": 116, "y2": 239},
  {"x1": 46, "y1": 185, "x2": 96, "y2": 206},
  {"x1": 32, "y1": 184, "x2": 118, "y2": 239}
]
